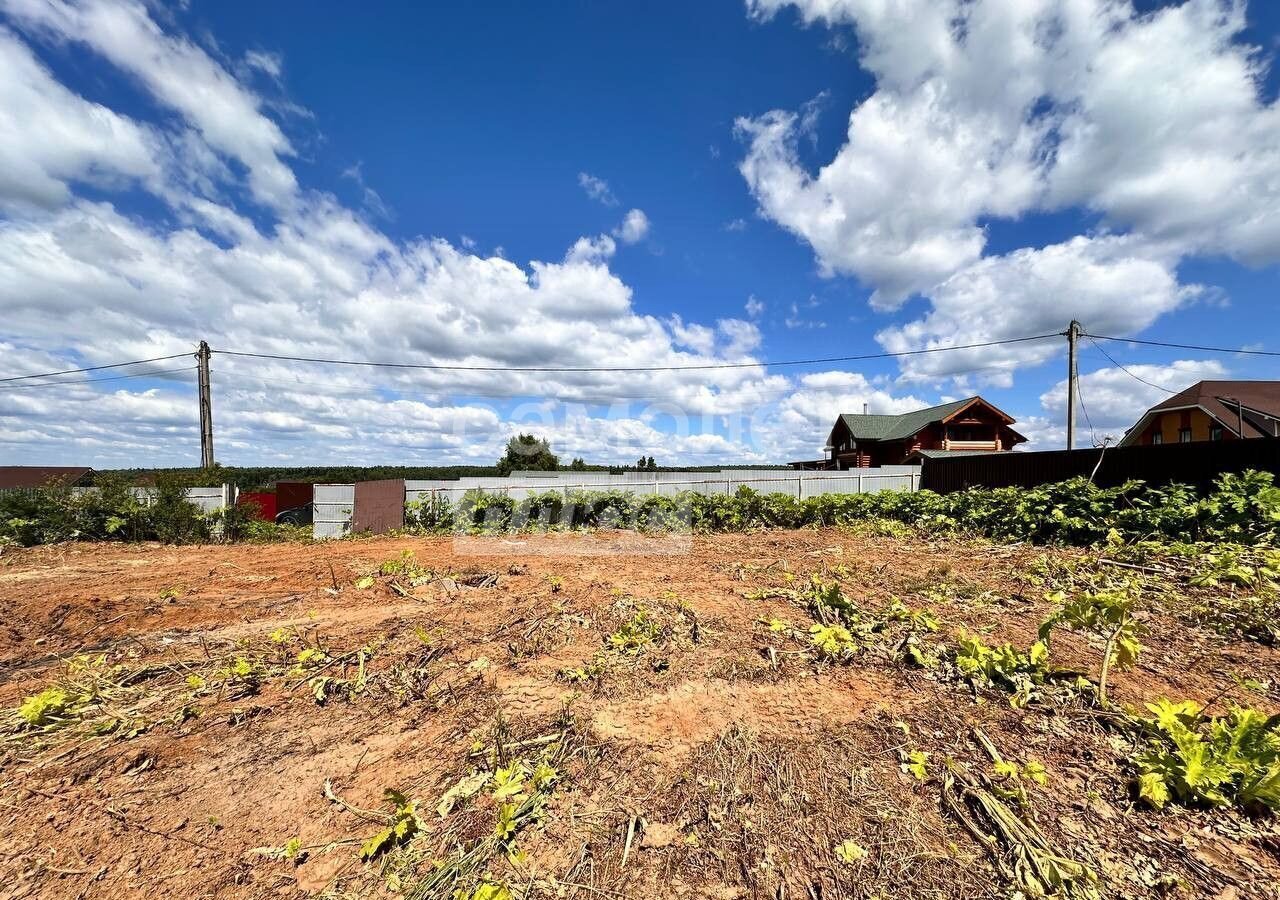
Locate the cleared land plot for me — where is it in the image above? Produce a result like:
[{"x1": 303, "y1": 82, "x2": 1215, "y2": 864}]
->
[{"x1": 1, "y1": 530, "x2": 1278, "y2": 900}]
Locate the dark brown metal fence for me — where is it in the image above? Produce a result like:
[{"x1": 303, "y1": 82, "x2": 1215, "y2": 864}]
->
[
  {"x1": 352, "y1": 479, "x2": 406, "y2": 533},
  {"x1": 275, "y1": 481, "x2": 313, "y2": 514},
  {"x1": 919, "y1": 440, "x2": 1280, "y2": 494}
]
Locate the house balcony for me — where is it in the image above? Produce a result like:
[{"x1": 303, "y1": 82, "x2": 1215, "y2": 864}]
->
[{"x1": 941, "y1": 439, "x2": 1002, "y2": 451}]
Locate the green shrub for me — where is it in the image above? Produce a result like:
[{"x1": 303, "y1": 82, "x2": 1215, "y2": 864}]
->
[
  {"x1": 635, "y1": 494, "x2": 689, "y2": 531},
  {"x1": 1197, "y1": 470, "x2": 1280, "y2": 543},
  {"x1": 516, "y1": 490, "x2": 565, "y2": 528},
  {"x1": 954, "y1": 631, "x2": 1050, "y2": 704},
  {"x1": 12, "y1": 468, "x2": 1280, "y2": 548},
  {"x1": 209, "y1": 497, "x2": 261, "y2": 542},
  {"x1": 0, "y1": 485, "x2": 78, "y2": 544},
  {"x1": 0, "y1": 474, "x2": 209, "y2": 546},
  {"x1": 148, "y1": 474, "x2": 210, "y2": 543},
  {"x1": 391, "y1": 470, "x2": 1280, "y2": 548},
  {"x1": 1038, "y1": 586, "x2": 1142, "y2": 704},
  {"x1": 238, "y1": 519, "x2": 312, "y2": 543},
  {"x1": 72, "y1": 475, "x2": 150, "y2": 541},
  {"x1": 405, "y1": 495, "x2": 455, "y2": 530},
  {"x1": 1133, "y1": 699, "x2": 1280, "y2": 811}
]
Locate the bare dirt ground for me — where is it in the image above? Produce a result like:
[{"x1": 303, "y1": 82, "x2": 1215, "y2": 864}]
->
[{"x1": 0, "y1": 529, "x2": 1278, "y2": 900}]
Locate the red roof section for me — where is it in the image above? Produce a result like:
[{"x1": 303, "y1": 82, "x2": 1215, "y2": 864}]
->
[{"x1": 0, "y1": 466, "x2": 93, "y2": 489}]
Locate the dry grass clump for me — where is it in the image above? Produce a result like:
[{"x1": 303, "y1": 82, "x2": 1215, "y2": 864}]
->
[{"x1": 584, "y1": 723, "x2": 990, "y2": 899}]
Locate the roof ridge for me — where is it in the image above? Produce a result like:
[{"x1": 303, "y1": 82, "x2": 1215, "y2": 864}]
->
[{"x1": 840, "y1": 396, "x2": 977, "y2": 419}]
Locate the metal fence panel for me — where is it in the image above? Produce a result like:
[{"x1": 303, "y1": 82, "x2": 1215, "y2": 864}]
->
[
  {"x1": 919, "y1": 440, "x2": 1280, "y2": 494},
  {"x1": 328, "y1": 469, "x2": 922, "y2": 538},
  {"x1": 353, "y1": 479, "x2": 405, "y2": 534},
  {"x1": 727, "y1": 473, "x2": 799, "y2": 498},
  {"x1": 185, "y1": 486, "x2": 234, "y2": 516},
  {"x1": 406, "y1": 470, "x2": 920, "y2": 503},
  {"x1": 63, "y1": 485, "x2": 233, "y2": 510},
  {"x1": 276, "y1": 482, "x2": 313, "y2": 515},
  {"x1": 185, "y1": 485, "x2": 235, "y2": 536},
  {"x1": 313, "y1": 484, "x2": 355, "y2": 539}
]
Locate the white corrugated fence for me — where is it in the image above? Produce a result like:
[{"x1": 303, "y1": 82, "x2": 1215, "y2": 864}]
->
[
  {"x1": 315, "y1": 467, "x2": 919, "y2": 539},
  {"x1": 312, "y1": 483, "x2": 356, "y2": 540}
]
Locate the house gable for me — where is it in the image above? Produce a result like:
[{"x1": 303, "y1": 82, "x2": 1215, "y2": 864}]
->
[
  {"x1": 837, "y1": 397, "x2": 1025, "y2": 446},
  {"x1": 1119, "y1": 381, "x2": 1280, "y2": 446}
]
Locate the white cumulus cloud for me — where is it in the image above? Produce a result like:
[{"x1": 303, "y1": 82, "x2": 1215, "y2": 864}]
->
[
  {"x1": 739, "y1": 0, "x2": 1280, "y2": 380},
  {"x1": 1038, "y1": 358, "x2": 1229, "y2": 442},
  {"x1": 577, "y1": 171, "x2": 618, "y2": 206},
  {"x1": 614, "y1": 208, "x2": 650, "y2": 244},
  {"x1": 4, "y1": 0, "x2": 300, "y2": 208},
  {"x1": 876, "y1": 235, "x2": 1197, "y2": 385},
  {"x1": 0, "y1": 2, "x2": 840, "y2": 467},
  {"x1": 0, "y1": 26, "x2": 163, "y2": 209}
]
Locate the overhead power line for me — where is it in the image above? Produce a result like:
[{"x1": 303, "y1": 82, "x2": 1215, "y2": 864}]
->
[
  {"x1": 1074, "y1": 366, "x2": 1096, "y2": 444},
  {"x1": 1084, "y1": 333, "x2": 1280, "y2": 357},
  {"x1": 213, "y1": 352, "x2": 1079, "y2": 405},
  {"x1": 0, "y1": 366, "x2": 198, "y2": 390},
  {"x1": 0, "y1": 352, "x2": 192, "y2": 384},
  {"x1": 213, "y1": 332, "x2": 1063, "y2": 373},
  {"x1": 1086, "y1": 337, "x2": 1181, "y2": 395}
]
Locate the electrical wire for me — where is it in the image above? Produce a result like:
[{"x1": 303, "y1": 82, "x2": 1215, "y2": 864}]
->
[
  {"x1": 0, "y1": 331, "x2": 1064, "y2": 389},
  {"x1": 3, "y1": 329, "x2": 1267, "y2": 386},
  {"x1": 213, "y1": 331, "x2": 1064, "y2": 373},
  {"x1": 210, "y1": 352, "x2": 1096, "y2": 406},
  {"x1": 0, "y1": 366, "x2": 198, "y2": 390},
  {"x1": 0, "y1": 352, "x2": 193, "y2": 384},
  {"x1": 210, "y1": 368, "x2": 805, "y2": 404},
  {"x1": 1086, "y1": 336, "x2": 1181, "y2": 395},
  {"x1": 1084, "y1": 333, "x2": 1280, "y2": 357},
  {"x1": 1073, "y1": 366, "x2": 1097, "y2": 444}
]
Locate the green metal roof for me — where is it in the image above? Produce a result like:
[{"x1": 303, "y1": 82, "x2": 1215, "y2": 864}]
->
[
  {"x1": 909, "y1": 448, "x2": 1012, "y2": 459},
  {"x1": 837, "y1": 397, "x2": 977, "y2": 442}
]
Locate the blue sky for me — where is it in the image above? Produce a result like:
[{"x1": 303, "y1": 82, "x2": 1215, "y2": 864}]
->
[
  {"x1": 176, "y1": 0, "x2": 875, "y2": 357},
  {"x1": 0, "y1": 0, "x2": 1278, "y2": 467}
]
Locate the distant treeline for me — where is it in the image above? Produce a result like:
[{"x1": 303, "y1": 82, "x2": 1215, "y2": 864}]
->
[{"x1": 93, "y1": 463, "x2": 790, "y2": 492}]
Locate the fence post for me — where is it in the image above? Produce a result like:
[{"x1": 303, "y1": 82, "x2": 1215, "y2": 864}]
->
[
  {"x1": 797, "y1": 475, "x2": 803, "y2": 500},
  {"x1": 857, "y1": 473, "x2": 863, "y2": 494}
]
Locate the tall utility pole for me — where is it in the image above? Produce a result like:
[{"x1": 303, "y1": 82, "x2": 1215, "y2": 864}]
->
[
  {"x1": 197, "y1": 341, "x2": 215, "y2": 468},
  {"x1": 1065, "y1": 320, "x2": 1081, "y2": 451}
]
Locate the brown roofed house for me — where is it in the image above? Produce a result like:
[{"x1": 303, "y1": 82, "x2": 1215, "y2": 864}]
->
[
  {"x1": 0, "y1": 466, "x2": 93, "y2": 490},
  {"x1": 789, "y1": 396, "x2": 1027, "y2": 470},
  {"x1": 1118, "y1": 381, "x2": 1280, "y2": 446}
]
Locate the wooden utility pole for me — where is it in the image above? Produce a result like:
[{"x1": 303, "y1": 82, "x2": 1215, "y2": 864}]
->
[
  {"x1": 197, "y1": 341, "x2": 214, "y2": 468},
  {"x1": 1066, "y1": 320, "x2": 1081, "y2": 450}
]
